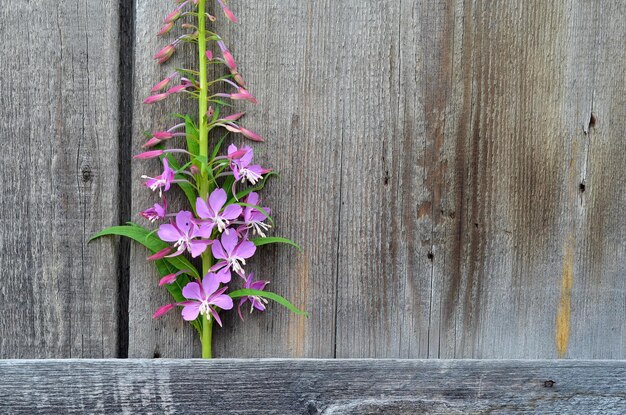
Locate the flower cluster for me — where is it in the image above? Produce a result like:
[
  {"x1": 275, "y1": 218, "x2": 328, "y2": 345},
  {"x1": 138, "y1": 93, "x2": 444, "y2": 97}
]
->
[{"x1": 94, "y1": 0, "x2": 304, "y2": 358}]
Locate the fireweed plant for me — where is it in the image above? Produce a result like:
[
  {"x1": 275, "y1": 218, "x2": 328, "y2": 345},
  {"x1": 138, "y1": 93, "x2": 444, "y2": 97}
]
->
[{"x1": 90, "y1": 0, "x2": 307, "y2": 358}]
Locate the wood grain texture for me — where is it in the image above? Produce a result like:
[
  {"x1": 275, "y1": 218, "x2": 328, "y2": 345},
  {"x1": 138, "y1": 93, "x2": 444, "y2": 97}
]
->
[
  {"x1": 1, "y1": 359, "x2": 625, "y2": 414},
  {"x1": 336, "y1": 0, "x2": 626, "y2": 358},
  {"x1": 129, "y1": 0, "x2": 200, "y2": 358},
  {"x1": 0, "y1": 0, "x2": 121, "y2": 357}
]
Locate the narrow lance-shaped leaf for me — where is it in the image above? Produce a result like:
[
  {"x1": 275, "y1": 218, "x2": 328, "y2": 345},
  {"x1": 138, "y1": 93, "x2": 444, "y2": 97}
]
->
[
  {"x1": 251, "y1": 236, "x2": 302, "y2": 251},
  {"x1": 89, "y1": 223, "x2": 200, "y2": 278},
  {"x1": 229, "y1": 289, "x2": 309, "y2": 317}
]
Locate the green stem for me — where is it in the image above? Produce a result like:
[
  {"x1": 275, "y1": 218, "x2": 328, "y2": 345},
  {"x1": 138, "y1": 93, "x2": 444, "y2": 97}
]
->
[
  {"x1": 197, "y1": 0, "x2": 214, "y2": 360},
  {"x1": 198, "y1": 0, "x2": 209, "y2": 199},
  {"x1": 201, "y1": 314, "x2": 213, "y2": 359}
]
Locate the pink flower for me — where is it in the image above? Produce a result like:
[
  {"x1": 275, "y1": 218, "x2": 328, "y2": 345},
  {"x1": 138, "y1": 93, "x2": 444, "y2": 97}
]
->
[
  {"x1": 142, "y1": 158, "x2": 175, "y2": 196},
  {"x1": 227, "y1": 144, "x2": 270, "y2": 185},
  {"x1": 151, "y1": 73, "x2": 177, "y2": 92},
  {"x1": 237, "y1": 273, "x2": 269, "y2": 320},
  {"x1": 179, "y1": 273, "x2": 234, "y2": 325},
  {"x1": 134, "y1": 150, "x2": 164, "y2": 160},
  {"x1": 157, "y1": 211, "x2": 212, "y2": 258},
  {"x1": 140, "y1": 198, "x2": 167, "y2": 223},
  {"x1": 196, "y1": 188, "x2": 243, "y2": 234},
  {"x1": 210, "y1": 231, "x2": 256, "y2": 279},
  {"x1": 147, "y1": 247, "x2": 172, "y2": 261},
  {"x1": 238, "y1": 192, "x2": 271, "y2": 237}
]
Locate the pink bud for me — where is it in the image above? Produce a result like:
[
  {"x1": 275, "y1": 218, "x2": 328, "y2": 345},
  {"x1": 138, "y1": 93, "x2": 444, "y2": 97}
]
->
[
  {"x1": 181, "y1": 23, "x2": 195, "y2": 29},
  {"x1": 217, "y1": 41, "x2": 237, "y2": 71},
  {"x1": 233, "y1": 72, "x2": 246, "y2": 87},
  {"x1": 190, "y1": 165, "x2": 200, "y2": 175},
  {"x1": 223, "y1": 112, "x2": 245, "y2": 121},
  {"x1": 143, "y1": 137, "x2": 162, "y2": 148},
  {"x1": 207, "y1": 13, "x2": 217, "y2": 22},
  {"x1": 147, "y1": 248, "x2": 172, "y2": 261},
  {"x1": 159, "y1": 273, "x2": 178, "y2": 287},
  {"x1": 206, "y1": 106, "x2": 215, "y2": 118},
  {"x1": 153, "y1": 303, "x2": 175, "y2": 319},
  {"x1": 206, "y1": 50, "x2": 213, "y2": 60},
  {"x1": 227, "y1": 148, "x2": 249, "y2": 159},
  {"x1": 144, "y1": 93, "x2": 170, "y2": 104},
  {"x1": 157, "y1": 22, "x2": 175, "y2": 36},
  {"x1": 218, "y1": 0, "x2": 238, "y2": 23},
  {"x1": 154, "y1": 44, "x2": 176, "y2": 64},
  {"x1": 231, "y1": 88, "x2": 257, "y2": 104},
  {"x1": 167, "y1": 84, "x2": 189, "y2": 94},
  {"x1": 241, "y1": 127, "x2": 264, "y2": 142},
  {"x1": 134, "y1": 150, "x2": 164, "y2": 159},
  {"x1": 164, "y1": 8, "x2": 182, "y2": 23},
  {"x1": 153, "y1": 131, "x2": 174, "y2": 140},
  {"x1": 151, "y1": 77, "x2": 172, "y2": 93}
]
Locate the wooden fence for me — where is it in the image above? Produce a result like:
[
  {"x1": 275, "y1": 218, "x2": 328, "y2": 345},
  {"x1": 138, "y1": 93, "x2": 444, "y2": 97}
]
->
[{"x1": 1, "y1": 0, "x2": 625, "y2": 362}]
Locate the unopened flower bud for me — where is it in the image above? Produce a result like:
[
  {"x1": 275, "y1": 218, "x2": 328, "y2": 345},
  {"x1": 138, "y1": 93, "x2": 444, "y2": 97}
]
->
[
  {"x1": 157, "y1": 22, "x2": 175, "y2": 36},
  {"x1": 144, "y1": 93, "x2": 170, "y2": 104}
]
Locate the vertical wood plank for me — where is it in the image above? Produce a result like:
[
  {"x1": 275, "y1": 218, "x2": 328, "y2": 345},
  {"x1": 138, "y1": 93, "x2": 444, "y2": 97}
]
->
[
  {"x1": 337, "y1": 0, "x2": 626, "y2": 358},
  {"x1": 129, "y1": 0, "x2": 341, "y2": 357},
  {"x1": 0, "y1": 0, "x2": 121, "y2": 357},
  {"x1": 129, "y1": 0, "x2": 199, "y2": 358}
]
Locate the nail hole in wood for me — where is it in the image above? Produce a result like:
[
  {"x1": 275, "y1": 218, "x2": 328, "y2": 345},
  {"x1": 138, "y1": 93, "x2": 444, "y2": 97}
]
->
[
  {"x1": 579, "y1": 182, "x2": 586, "y2": 193},
  {"x1": 427, "y1": 251, "x2": 434, "y2": 261},
  {"x1": 589, "y1": 113, "x2": 597, "y2": 128},
  {"x1": 544, "y1": 380, "x2": 555, "y2": 388}
]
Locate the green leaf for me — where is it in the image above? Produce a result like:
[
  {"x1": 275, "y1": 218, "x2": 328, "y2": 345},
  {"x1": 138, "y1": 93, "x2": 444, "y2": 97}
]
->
[
  {"x1": 251, "y1": 236, "x2": 302, "y2": 251},
  {"x1": 89, "y1": 224, "x2": 200, "y2": 279},
  {"x1": 164, "y1": 154, "x2": 198, "y2": 210},
  {"x1": 229, "y1": 289, "x2": 309, "y2": 317}
]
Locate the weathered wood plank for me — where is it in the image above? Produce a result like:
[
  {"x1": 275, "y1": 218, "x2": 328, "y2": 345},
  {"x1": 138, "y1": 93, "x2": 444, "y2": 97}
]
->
[
  {"x1": 337, "y1": 0, "x2": 626, "y2": 358},
  {"x1": 130, "y1": 1, "x2": 341, "y2": 357},
  {"x1": 1, "y1": 359, "x2": 625, "y2": 414},
  {"x1": 0, "y1": 0, "x2": 121, "y2": 357}
]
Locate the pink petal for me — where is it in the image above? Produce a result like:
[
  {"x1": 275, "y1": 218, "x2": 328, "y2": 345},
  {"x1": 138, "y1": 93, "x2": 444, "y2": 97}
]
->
[
  {"x1": 189, "y1": 240, "x2": 211, "y2": 258},
  {"x1": 209, "y1": 308, "x2": 224, "y2": 327},
  {"x1": 211, "y1": 240, "x2": 227, "y2": 260},
  {"x1": 235, "y1": 240, "x2": 256, "y2": 259},
  {"x1": 206, "y1": 50, "x2": 213, "y2": 60},
  {"x1": 133, "y1": 150, "x2": 163, "y2": 159},
  {"x1": 175, "y1": 211, "x2": 194, "y2": 233},
  {"x1": 201, "y1": 273, "x2": 221, "y2": 297},
  {"x1": 208, "y1": 188, "x2": 227, "y2": 214},
  {"x1": 210, "y1": 294, "x2": 233, "y2": 310},
  {"x1": 195, "y1": 197, "x2": 212, "y2": 219},
  {"x1": 182, "y1": 281, "x2": 204, "y2": 301},
  {"x1": 144, "y1": 93, "x2": 170, "y2": 104},
  {"x1": 221, "y1": 231, "x2": 239, "y2": 254},
  {"x1": 215, "y1": 268, "x2": 232, "y2": 283},
  {"x1": 157, "y1": 223, "x2": 181, "y2": 242},
  {"x1": 181, "y1": 303, "x2": 201, "y2": 321},
  {"x1": 222, "y1": 204, "x2": 242, "y2": 220}
]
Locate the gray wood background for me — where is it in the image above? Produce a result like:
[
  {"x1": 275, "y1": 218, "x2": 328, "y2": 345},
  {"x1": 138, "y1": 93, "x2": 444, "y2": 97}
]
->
[
  {"x1": 2, "y1": 359, "x2": 626, "y2": 414},
  {"x1": 1, "y1": 0, "x2": 625, "y2": 359}
]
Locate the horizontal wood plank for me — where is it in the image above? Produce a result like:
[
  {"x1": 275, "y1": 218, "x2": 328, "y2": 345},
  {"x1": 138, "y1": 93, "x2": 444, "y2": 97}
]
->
[{"x1": 0, "y1": 359, "x2": 625, "y2": 414}]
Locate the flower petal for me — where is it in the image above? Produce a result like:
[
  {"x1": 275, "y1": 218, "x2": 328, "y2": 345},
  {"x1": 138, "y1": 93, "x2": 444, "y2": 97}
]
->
[
  {"x1": 234, "y1": 239, "x2": 256, "y2": 259},
  {"x1": 201, "y1": 273, "x2": 221, "y2": 297},
  {"x1": 221, "y1": 231, "x2": 239, "y2": 254},
  {"x1": 175, "y1": 211, "x2": 194, "y2": 233},
  {"x1": 222, "y1": 204, "x2": 243, "y2": 220},
  {"x1": 181, "y1": 303, "x2": 201, "y2": 321},
  {"x1": 210, "y1": 294, "x2": 233, "y2": 310},
  {"x1": 209, "y1": 188, "x2": 227, "y2": 213},
  {"x1": 209, "y1": 308, "x2": 223, "y2": 327},
  {"x1": 157, "y1": 223, "x2": 180, "y2": 242},
  {"x1": 182, "y1": 281, "x2": 204, "y2": 301},
  {"x1": 196, "y1": 197, "x2": 211, "y2": 219},
  {"x1": 189, "y1": 240, "x2": 211, "y2": 258}
]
